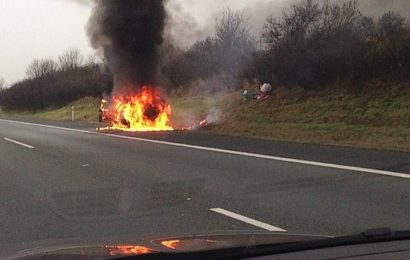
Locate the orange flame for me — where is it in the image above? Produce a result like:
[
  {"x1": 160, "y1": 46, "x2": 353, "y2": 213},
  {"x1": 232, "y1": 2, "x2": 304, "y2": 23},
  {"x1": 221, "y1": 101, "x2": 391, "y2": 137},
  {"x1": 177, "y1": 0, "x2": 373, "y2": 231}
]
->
[
  {"x1": 106, "y1": 245, "x2": 153, "y2": 256},
  {"x1": 161, "y1": 239, "x2": 180, "y2": 249},
  {"x1": 106, "y1": 86, "x2": 173, "y2": 132}
]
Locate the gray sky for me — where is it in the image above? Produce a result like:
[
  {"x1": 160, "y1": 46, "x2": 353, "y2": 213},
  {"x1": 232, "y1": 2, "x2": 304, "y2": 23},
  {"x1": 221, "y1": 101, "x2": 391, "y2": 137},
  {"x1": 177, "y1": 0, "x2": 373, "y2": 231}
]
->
[
  {"x1": 1, "y1": 0, "x2": 408, "y2": 85},
  {"x1": 0, "y1": 0, "x2": 289, "y2": 85},
  {"x1": 0, "y1": 0, "x2": 93, "y2": 85}
]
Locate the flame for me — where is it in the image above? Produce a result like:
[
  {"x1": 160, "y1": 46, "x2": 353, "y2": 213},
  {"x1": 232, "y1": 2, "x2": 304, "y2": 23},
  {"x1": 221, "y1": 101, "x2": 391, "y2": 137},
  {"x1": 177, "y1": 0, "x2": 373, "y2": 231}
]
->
[
  {"x1": 199, "y1": 119, "x2": 208, "y2": 127},
  {"x1": 161, "y1": 239, "x2": 180, "y2": 249},
  {"x1": 104, "y1": 86, "x2": 173, "y2": 132},
  {"x1": 181, "y1": 119, "x2": 208, "y2": 131},
  {"x1": 106, "y1": 245, "x2": 153, "y2": 256}
]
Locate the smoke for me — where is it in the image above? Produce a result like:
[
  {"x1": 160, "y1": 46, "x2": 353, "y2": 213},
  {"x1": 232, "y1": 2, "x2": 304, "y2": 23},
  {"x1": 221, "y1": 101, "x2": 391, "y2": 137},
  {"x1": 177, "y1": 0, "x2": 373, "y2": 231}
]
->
[
  {"x1": 63, "y1": 0, "x2": 94, "y2": 6},
  {"x1": 163, "y1": 0, "x2": 285, "y2": 47},
  {"x1": 164, "y1": 0, "x2": 410, "y2": 48},
  {"x1": 87, "y1": 0, "x2": 167, "y2": 90},
  {"x1": 85, "y1": 1, "x2": 409, "y2": 60},
  {"x1": 204, "y1": 107, "x2": 222, "y2": 125},
  {"x1": 165, "y1": 1, "x2": 211, "y2": 48}
]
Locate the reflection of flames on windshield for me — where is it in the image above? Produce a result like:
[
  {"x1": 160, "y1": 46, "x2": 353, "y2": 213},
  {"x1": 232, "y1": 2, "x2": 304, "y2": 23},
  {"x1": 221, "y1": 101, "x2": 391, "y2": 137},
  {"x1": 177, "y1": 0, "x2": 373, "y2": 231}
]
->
[
  {"x1": 160, "y1": 238, "x2": 217, "y2": 251},
  {"x1": 102, "y1": 86, "x2": 173, "y2": 132},
  {"x1": 161, "y1": 239, "x2": 180, "y2": 249},
  {"x1": 106, "y1": 245, "x2": 153, "y2": 256}
]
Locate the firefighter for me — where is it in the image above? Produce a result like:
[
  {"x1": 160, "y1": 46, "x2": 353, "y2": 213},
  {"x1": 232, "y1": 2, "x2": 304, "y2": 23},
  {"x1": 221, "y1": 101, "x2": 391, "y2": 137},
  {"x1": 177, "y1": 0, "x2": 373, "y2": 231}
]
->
[{"x1": 99, "y1": 99, "x2": 109, "y2": 122}]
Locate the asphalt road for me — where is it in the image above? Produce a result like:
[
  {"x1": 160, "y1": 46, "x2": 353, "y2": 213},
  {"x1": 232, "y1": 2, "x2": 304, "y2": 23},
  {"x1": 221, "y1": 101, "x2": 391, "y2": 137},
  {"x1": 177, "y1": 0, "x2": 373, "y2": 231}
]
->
[{"x1": 0, "y1": 117, "x2": 409, "y2": 257}]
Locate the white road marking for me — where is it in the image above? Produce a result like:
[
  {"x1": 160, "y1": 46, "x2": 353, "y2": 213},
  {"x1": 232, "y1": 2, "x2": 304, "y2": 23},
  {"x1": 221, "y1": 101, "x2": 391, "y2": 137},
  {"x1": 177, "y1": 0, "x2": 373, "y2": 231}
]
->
[
  {"x1": 4, "y1": 137, "x2": 35, "y2": 149},
  {"x1": 210, "y1": 208, "x2": 286, "y2": 232},
  {"x1": 0, "y1": 118, "x2": 408, "y2": 179}
]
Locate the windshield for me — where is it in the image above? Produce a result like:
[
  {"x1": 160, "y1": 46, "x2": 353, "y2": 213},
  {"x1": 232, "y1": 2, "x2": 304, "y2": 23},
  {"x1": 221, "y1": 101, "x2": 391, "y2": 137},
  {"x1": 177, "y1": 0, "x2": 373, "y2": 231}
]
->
[{"x1": 0, "y1": 0, "x2": 409, "y2": 258}]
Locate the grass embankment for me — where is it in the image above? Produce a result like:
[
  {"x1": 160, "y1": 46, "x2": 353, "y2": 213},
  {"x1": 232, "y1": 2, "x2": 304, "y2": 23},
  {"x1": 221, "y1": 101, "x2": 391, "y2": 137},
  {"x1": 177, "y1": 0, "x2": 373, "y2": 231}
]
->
[
  {"x1": 1, "y1": 97, "x2": 100, "y2": 122},
  {"x1": 170, "y1": 83, "x2": 410, "y2": 152},
  {"x1": 2, "y1": 83, "x2": 409, "y2": 151}
]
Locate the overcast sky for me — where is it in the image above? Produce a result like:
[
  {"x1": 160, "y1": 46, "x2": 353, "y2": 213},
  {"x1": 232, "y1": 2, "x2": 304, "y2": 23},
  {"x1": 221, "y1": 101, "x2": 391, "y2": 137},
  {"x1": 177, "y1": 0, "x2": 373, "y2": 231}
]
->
[
  {"x1": 0, "y1": 0, "x2": 93, "y2": 85},
  {"x1": 1, "y1": 0, "x2": 409, "y2": 85}
]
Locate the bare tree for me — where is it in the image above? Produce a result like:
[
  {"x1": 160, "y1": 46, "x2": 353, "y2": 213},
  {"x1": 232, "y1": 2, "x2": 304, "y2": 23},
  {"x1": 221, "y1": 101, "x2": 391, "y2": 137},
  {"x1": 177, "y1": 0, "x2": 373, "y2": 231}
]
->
[
  {"x1": 58, "y1": 48, "x2": 84, "y2": 71},
  {"x1": 162, "y1": 9, "x2": 256, "y2": 90},
  {"x1": 85, "y1": 53, "x2": 106, "y2": 68},
  {"x1": 215, "y1": 8, "x2": 253, "y2": 50},
  {"x1": 85, "y1": 54, "x2": 96, "y2": 67},
  {"x1": 214, "y1": 8, "x2": 255, "y2": 85},
  {"x1": 262, "y1": 0, "x2": 321, "y2": 49},
  {"x1": 374, "y1": 12, "x2": 409, "y2": 75},
  {"x1": 0, "y1": 78, "x2": 5, "y2": 90},
  {"x1": 25, "y1": 59, "x2": 58, "y2": 78}
]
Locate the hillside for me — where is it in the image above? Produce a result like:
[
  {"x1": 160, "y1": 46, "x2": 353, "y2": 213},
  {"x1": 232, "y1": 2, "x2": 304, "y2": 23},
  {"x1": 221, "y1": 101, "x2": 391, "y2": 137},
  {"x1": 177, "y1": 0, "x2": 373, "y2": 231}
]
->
[{"x1": 171, "y1": 82, "x2": 410, "y2": 152}]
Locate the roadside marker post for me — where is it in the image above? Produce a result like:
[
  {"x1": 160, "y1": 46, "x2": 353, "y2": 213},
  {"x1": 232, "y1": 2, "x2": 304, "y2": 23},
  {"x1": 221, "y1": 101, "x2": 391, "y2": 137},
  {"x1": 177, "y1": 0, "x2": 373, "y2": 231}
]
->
[{"x1": 71, "y1": 106, "x2": 75, "y2": 121}]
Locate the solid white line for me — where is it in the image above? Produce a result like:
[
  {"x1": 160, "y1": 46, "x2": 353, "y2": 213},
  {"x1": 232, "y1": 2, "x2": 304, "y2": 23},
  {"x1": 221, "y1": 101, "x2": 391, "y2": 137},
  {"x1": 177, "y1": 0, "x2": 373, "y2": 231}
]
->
[
  {"x1": 0, "y1": 118, "x2": 408, "y2": 179},
  {"x1": 4, "y1": 137, "x2": 35, "y2": 149},
  {"x1": 210, "y1": 208, "x2": 286, "y2": 232}
]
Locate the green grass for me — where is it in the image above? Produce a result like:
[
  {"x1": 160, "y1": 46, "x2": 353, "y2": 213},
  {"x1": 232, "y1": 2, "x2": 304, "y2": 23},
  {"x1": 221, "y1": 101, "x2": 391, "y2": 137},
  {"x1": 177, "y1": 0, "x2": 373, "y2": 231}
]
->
[
  {"x1": 1, "y1": 97, "x2": 101, "y2": 122},
  {"x1": 2, "y1": 83, "x2": 409, "y2": 152},
  {"x1": 170, "y1": 83, "x2": 410, "y2": 152}
]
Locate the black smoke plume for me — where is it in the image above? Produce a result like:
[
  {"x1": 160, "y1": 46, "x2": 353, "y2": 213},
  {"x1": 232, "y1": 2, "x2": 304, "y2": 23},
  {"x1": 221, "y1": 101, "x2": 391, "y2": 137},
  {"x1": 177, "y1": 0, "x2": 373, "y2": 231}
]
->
[{"x1": 87, "y1": 0, "x2": 166, "y2": 90}]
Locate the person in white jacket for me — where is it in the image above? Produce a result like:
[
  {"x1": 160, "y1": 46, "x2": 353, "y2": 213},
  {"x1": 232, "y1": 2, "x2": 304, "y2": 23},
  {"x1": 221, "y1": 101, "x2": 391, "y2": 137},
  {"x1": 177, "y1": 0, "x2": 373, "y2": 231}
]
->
[{"x1": 257, "y1": 83, "x2": 272, "y2": 101}]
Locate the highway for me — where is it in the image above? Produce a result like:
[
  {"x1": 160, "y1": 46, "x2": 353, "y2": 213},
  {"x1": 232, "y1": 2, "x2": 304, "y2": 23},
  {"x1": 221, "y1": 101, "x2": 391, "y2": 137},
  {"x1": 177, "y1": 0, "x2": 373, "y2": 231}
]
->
[{"x1": 0, "y1": 118, "x2": 409, "y2": 256}]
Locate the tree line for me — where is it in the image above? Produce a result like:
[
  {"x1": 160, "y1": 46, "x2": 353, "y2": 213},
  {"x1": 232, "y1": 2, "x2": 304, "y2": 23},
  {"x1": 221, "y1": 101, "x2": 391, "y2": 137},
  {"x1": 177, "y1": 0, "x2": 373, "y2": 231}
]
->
[
  {"x1": 253, "y1": 0, "x2": 410, "y2": 87},
  {"x1": 161, "y1": 8, "x2": 255, "y2": 91},
  {"x1": 0, "y1": 48, "x2": 112, "y2": 111},
  {"x1": 1, "y1": 0, "x2": 409, "y2": 111},
  {"x1": 162, "y1": 0, "x2": 410, "y2": 90}
]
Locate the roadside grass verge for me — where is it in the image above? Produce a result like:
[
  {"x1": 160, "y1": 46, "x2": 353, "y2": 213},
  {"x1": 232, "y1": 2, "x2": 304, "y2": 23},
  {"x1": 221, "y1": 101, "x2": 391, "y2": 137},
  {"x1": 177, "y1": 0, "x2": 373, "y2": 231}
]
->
[
  {"x1": 1, "y1": 82, "x2": 409, "y2": 152},
  {"x1": 170, "y1": 82, "x2": 410, "y2": 152},
  {"x1": 0, "y1": 97, "x2": 100, "y2": 122}
]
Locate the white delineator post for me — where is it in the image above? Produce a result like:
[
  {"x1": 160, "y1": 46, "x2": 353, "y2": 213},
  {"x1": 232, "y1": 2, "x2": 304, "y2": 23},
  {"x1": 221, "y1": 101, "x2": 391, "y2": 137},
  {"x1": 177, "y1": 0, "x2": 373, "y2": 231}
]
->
[{"x1": 71, "y1": 106, "x2": 75, "y2": 121}]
